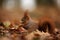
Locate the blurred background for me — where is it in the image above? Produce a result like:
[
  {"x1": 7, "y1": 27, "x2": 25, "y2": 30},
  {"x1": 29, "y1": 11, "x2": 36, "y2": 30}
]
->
[{"x1": 0, "y1": 0, "x2": 60, "y2": 28}]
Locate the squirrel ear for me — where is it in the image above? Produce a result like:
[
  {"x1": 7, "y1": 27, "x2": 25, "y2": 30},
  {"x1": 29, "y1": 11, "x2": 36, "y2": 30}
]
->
[
  {"x1": 21, "y1": 10, "x2": 30, "y2": 21},
  {"x1": 24, "y1": 10, "x2": 29, "y2": 17},
  {"x1": 23, "y1": 10, "x2": 30, "y2": 19}
]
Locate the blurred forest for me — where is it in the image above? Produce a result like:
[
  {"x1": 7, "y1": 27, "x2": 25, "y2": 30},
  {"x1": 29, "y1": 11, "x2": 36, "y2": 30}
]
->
[{"x1": 0, "y1": 0, "x2": 60, "y2": 28}]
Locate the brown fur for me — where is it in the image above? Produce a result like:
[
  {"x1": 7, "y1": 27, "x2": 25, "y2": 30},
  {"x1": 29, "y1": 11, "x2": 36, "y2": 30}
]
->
[
  {"x1": 21, "y1": 10, "x2": 30, "y2": 25},
  {"x1": 21, "y1": 11, "x2": 31, "y2": 29},
  {"x1": 38, "y1": 17, "x2": 56, "y2": 34}
]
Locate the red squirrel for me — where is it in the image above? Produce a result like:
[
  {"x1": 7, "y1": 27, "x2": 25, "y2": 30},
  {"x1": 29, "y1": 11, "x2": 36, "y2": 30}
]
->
[{"x1": 21, "y1": 11, "x2": 58, "y2": 34}]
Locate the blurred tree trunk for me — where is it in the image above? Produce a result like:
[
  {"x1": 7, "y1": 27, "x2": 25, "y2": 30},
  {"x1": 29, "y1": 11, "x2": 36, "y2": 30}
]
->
[
  {"x1": 36, "y1": 0, "x2": 55, "y2": 6},
  {"x1": 0, "y1": 0, "x2": 4, "y2": 8}
]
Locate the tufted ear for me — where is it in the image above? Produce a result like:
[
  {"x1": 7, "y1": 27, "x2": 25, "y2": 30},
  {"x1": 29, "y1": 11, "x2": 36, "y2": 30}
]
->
[
  {"x1": 24, "y1": 10, "x2": 29, "y2": 17},
  {"x1": 21, "y1": 10, "x2": 30, "y2": 22}
]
